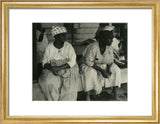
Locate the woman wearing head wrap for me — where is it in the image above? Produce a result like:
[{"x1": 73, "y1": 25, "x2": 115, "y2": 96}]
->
[
  {"x1": 80, "y1": 25, "x2": 121, "y2": 100},
  {"x1": 39, "y1": 26, "x2": 80, "y2": 101}
]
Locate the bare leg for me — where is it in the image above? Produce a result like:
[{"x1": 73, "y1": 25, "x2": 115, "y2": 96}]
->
[
  {"x1": 111, "y1": 86, "x2": 117, "y2": 98},
  {"x1": 106, "y1": 64, "x2": 112, "y2": 76},
  {"x1": 86, "y1": 91, "x2": 91, "y2": 101}
]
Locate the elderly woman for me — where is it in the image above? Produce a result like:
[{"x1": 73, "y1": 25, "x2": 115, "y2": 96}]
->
[
  {"x1": 80, "y1": 25, "x2": 121, "y2": 100},
  {"x1": 39, "y1": 26, "x2": 80, "y2": 101}
]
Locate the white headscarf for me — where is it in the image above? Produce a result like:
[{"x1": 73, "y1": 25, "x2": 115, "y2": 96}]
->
[
  {"x1": 102, "y1": 24, "x2": 115, "y2": 31},
  {"x1": 51, "y1": 26, "x2": 67, "y2": 37}
]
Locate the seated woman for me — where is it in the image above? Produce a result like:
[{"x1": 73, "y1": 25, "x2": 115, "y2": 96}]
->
[
  {"x1": 80, "y1": 25, "x2": 121, "y2": 100},
  {"x1": 39, "y1": 26, "x2": 80, "y2": 101}
]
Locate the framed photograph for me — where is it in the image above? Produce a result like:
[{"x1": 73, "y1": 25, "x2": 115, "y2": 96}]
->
[{"x1": 0, "y1": 0, "x2": 159, "y2": 123}]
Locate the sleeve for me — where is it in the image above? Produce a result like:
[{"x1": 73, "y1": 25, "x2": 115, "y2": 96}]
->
[
  {"x1": 42, "y1": 45, "x2": 50, "y2": 67},
  {"x1": 67, "y1": 44, "x2": 76, "y2": 68},
  {"x1": 85, "y1": 44, "x2": 97, "y2": 67}
]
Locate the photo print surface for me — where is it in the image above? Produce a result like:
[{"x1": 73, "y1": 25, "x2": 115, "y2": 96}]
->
[{"x1": 32, "y1": 23, "x2": 128, "y2": 101}]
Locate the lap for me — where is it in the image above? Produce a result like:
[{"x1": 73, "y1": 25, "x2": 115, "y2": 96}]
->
[
  {"x1": 39, "y1": 69, "x2": 60, "y2": 85},
  {"x1": 110, "y1": 63, "x2": 121, "y2": 74}
]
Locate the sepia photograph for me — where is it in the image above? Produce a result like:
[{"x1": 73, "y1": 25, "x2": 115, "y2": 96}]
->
[{"x1": 32, "y1": 23, "x2": 128, "y2": 101}]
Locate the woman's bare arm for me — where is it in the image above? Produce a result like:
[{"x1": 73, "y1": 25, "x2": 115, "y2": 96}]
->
[{"x1": 92, "y1": 63, "x2": 110, "y2": 78}]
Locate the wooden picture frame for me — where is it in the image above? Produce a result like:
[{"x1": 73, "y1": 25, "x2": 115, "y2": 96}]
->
[{"x1": 0, "y1": 0, "x2": 159, "y2": 123}]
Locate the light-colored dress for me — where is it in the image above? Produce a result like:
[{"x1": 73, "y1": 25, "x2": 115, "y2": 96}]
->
[
  {"x1": 39, "y1": 42, "x2": 81, "y2": 101},
  {"x1": 80, "y1": 41, "x2": 121, "y2": 94}
]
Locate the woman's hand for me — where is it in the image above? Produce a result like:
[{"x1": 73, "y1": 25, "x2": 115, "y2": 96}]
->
[
  {"x1": 50, "y1": 64, "x2": 70, "y2": 75},
  {"x1": 51, "y1": 66, "x2": 60, "y2": 75},
  {"x1": 101, "y1": 69, "x2": 110, "y2": 78},
  {"x1": 44, "y1": 63, "x2": 52, "y2": 70},
  {"x1": 52, "y1": 66, "x2": 60, "y2": 71}
]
